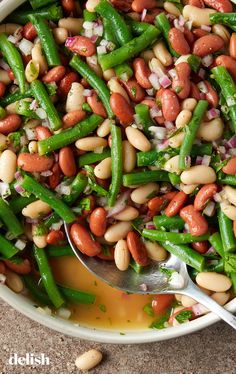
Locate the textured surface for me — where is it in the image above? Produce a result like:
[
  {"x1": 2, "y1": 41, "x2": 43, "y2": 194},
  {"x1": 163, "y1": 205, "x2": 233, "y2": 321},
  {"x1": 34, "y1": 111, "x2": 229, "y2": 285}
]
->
[{"x1": 0, "y1": 299, "x2": 235, "y2": 374}]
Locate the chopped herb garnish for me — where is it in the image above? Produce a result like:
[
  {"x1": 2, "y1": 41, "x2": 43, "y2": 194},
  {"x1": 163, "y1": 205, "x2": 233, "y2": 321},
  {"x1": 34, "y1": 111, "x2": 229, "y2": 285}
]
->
[
  {"x1": 160, "y1": 267, "x2": 175, "y2": 279},
  {"x1": 175, "y1": 310, "x2": 193, "y2": 324},
  {"x1": 150, "y1": 315, "x2": 169, "y2": 330},
  {"x1": 143, "y1": 303, "x2": 154, "y2": 317}
]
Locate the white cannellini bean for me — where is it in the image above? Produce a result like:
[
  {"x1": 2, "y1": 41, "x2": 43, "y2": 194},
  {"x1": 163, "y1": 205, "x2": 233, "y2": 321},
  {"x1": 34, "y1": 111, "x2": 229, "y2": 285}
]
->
[
  {"x1": 144, "y1": 241, "x2": 168, "y2": 261},
  {"x1": 183, "y1": 5, "x2": 216, "y2": 26},
  {"x1": 164, "y1": 155, "x2": 181, "y2": 175},
  {"x1": 164, "y1": 1, "x2": 181, "y2": 17},
  {"x1": 25, "y1": 60, "x2": 40, "y2": 83},
  {"x1": 32, "y1": 234, "x2": 47, "y2": 248},
  {"x1": 131, "y1": 183, "x2": 159, "y2": 204},
  {"x1": 86, "y1": 0, "x2": 101, "y2": 12},
  {"x1": 75, "y1": 137, "x2": 107, "y2": 151},
  {"x1": 0, "y1": 150, "x2": 17, "y2": 183},
  {"x1": 125, "y1": 126, "x2": 151, "y2": 152},
  {"x1": 223, "y1": 186, "x2": 236, "y2": 207},
  {"x1": 149, "y1": 57, "x2": 166, "y2": 75},
  {"x1": 75, "y1": 349, "x2": 103, "y2": 371},
  {"x1": 180, "y1": 165, "x2": 216, "y2": 185},
  {"x1": 212, "y1": 24, "x2": 230, "y2": 44},
  {"x1": 175, "y1": 110, "x2": 192, "y2": 128},
  {"x1": 114, "y1": 239, "x2": 130, "y2": 271},
  {"x1": 107, "y1": 77, "x2": 130, "y2": 102},
  {"x1": 169, "y1": 132, "x2": 185, "y2": 148},
  {"x1": 181, "y1": 98, "x2": 197, "y2": 111},
  {"x1": 152, "y1": 41, "x2": 173, "y2": 67},
  {"x1": 28, "y1": 141, "x2": 38, "y2": 154},
  {"x1": 211, "y1": 292, "x2": 230, "y2": 306},
  {"x1": 122, "y1": 140, "x2": 136, "y2": 173},
  {"x1": 52, "y1": 27, "x2": 68, "y2": 44},
  {"x1": 197, "y1": 118, "x2": 224, "y2": 141},
  {"x1": 140, "y1": 49, "x2": 155, "y2": 63},
  {"x1": 32, "y1": 43, "x2": 48, "y2": 75},
  {"x1": 180, "y1": 183, "x2": 198, "y2": 194},
  {"x1": 114, "y1": 206, "x2": 139, "y2": 221},
  {"x1": 220, "y1": 202, "x2": 236, "y2": 220},
  {"x1": 66, "y1": 82, "x2": 85, "y2": 113},
  {"x1": 58, "y1": 18, "x2": 83, "y2": 35},
  {"x1": 22, "y1": 200, "x2": 52, "y2": 219},
  {"x1": 103, "y1": 68, "x2": 116, "y2": 81},
  {"x1": 104, "y1": 222, "x2": 132, "y2": 243},
  {"x1": 94, "y1": 157, "x2": 112, "y2": 179},
  {"x1": 6, "y1": 270, "x2": 24, "y2": 293},
  {"x1": 196, "y1": 272, "x2": 232, "y2": 292},
  {"x1": 97, "y1": 119, "x2": 113, "y2": 137},
  {"x1": 181, "y1": 295, "x2": 197, "y2": 308}
]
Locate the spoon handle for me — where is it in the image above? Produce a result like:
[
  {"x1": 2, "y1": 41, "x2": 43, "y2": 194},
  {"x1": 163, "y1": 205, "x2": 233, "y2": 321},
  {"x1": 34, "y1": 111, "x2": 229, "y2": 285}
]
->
[{"x1": 183, "y1": 281, "x2": 236, "y2": 329}]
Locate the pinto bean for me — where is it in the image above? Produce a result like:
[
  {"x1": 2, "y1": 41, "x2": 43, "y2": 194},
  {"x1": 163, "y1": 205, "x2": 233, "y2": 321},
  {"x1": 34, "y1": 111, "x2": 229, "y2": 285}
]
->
[
  {"x1": 89, "y1": 207, "x2": 107, "y2": 237},
  {"x1": 203, "y1": 0, "x2": 232, "y2": 12},
  {"x1": 58, "y1": 71, "x2": 79, "y2": 97},
  {"x1": 132, "y1": 0, "x2": 157, "y2": 12},
  {"x1": 70, "y1": 223, "x2": 101, "y2": 256},
  {"x1": 59, "y1": 147, "x2": 76, "y2": 177},
  {"x1": 62, "y1": 109, "x2": 86, "y2": 128},
  {"x1": 87, "y1": 91, "x2": 107, "y2": 118},
  {"x1": 172, "y1": 62, "x2": 191, "y2": 100},
  {"x1": 194, "y1": 183, "x2": 217, "y2": 211},
  {"x1": 110, "y1": 93, "x2": 134, "y2": 126},
  {"x1": 215, "y1": 55, "x2": 236, "y2": 82},
  {"x1": 229, "y1": 33, "x2": 236, "y2": 60},
  {"x1": 165, "y1": 191, "x2": 188, "y2": 217},
  {"x1": 180, "y1": 205, "x2": 209, "y2": 236},
  {"x1": 17, "y1": 153, "x2": 54, "y2": 173},
  {"x1": 193, "y1": 34, "x2": 224, "y2": 57},
  {"x1": 222, "y1": 156, "x2": 236, "y2": 175},
  {"x1": 169, "y1": 28, "x2": 190, "y2": 55},
  {"x1": 133, "y1": 58, "x2": 152, "y2": 89},
  {"x1": 127, "y1": 231, "x2": 149, "y2": 266},
  {"x1": 161, "y1": 89, "x2": 180, "y2": 122},
  {"x1": 42, "y1": 66, "x2": 66, "y2": 83},
  {"x1": 204, "y1": 80, "x2": 219, "y2": 107},
  {"x1": 66, "y1": 35, "x2": 96, "y2": 57},
  {"x1": 0, "y1": 114, "x2": 21, "y2": 135},
  {"x1": 122, "y1": 79, "x2": 145, "y2": 103}
]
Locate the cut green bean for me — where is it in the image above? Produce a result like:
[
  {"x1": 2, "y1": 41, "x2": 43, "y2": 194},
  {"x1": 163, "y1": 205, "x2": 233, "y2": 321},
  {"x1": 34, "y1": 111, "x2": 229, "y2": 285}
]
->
[
  {"x1": 179, "y1": 100, "x2": 208, "y2": 170},
  {"x1": 98, "y1": 25, "x2": 160, "y2": 71},
  {"x1": 209, "y1": 232, "x2": 225, "y2": 258},
  {"x1": 0, "y1": 34, "x2": 25, "y2": 93},
  {"x1": 218, "y1": 208, "x2": 236, "y2": 253},
  {"x1": 38, "y1": 114, "x2": 103, "y2": 155},
  {"x1": 9, "y1": 195, "x2": 37, "y2": 215},
  {"x1": 30, "y1": 0, "x2": 57, "y2": 9},
  {"x1": 108, "y1": 124, "x2": 123, "y2": 206},
  {"x1": 47, "y1": 245, "x2": 74, "y2": 257},
  {"x1": 153, "y1": 215, "x2": 185, "y2": 230},
  {"x1": 162, "y1": 242, "x2": 205, "y2": 272},
  {"x1": 8, "y1": 4, "x2": 63, "y2": 24},
  {"x1": 0, "y1": 234, "x2": 19, "y2": 259},
  {"x1": 0, "y1": 199, "x2": 23, "y2": 237},
  {"x1": 70, "y1": 55, "x2": 113, "y2": 118},
  {"x1": 114, "y1": 63, "x2": 133, "y2": 81},
  {"x1": 16, "y1": 100, "x2": 40, "y2": 119},
  {"x1": 135, "y1": 103, "x2": 155, "y2": 136},
  {"x1": 210, "y1": 13, "x2": 236, "y2": 32},
  {"x1": 218, "y1": 172, "x2": 236, "y2": 186},
  {"x1": 63, "y1": 173, "x2": 88, "y2": 205},
  {"x1": 20, "y1": 175, "x2": 76, "y2": 223},
  {"x1": 0, "y1": 90, "x2": 32, "y2": 107},
  {"x1": 78, "y1": 148, "x2": 111, "y2": 167},
  {"x1": 103, "y1": 18, "x2": 118, "y2": 45},
  {"x1": 126, "y1": 18, "x2": 150, "y2": 35},
  {"x1": 155, "y1": 13, "x2": 179, "y2": 57},
  {"x1": 59, "y1": 286, "x2": 96, "y2": 305},
  {"x1": 44, "y1": 212, "x2": 60, "y2": 228},
  {"x1": 33, "y1": 245, "x2": 64, "y2": 308},
  {"x1": 168, "y1": 172, "x2": 181, "y2": 186},
  {"x1": 142, "y1": 229, "x2": 209, "y2": 244},
  {"x1": 83, "y1": 9, "x2": 97, "y2": 22},
  {"x1": 123, "y1": 170, "x2": 169, "y2": 186},
  {"x1": 23, "y1": 275, "x2": 51, "y2": 305}
]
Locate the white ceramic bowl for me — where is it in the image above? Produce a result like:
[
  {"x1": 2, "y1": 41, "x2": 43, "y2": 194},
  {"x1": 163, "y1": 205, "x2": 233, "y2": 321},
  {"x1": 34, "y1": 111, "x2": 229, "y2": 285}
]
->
[{"x1": 0, "y1": 0, "x2": 236, "y2": 344}]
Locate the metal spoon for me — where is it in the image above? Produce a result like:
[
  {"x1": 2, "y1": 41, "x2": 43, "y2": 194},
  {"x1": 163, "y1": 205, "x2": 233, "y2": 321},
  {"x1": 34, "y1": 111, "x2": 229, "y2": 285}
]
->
[{"x1": 65, "y1": 223, "x2": 236, "y2": 329}]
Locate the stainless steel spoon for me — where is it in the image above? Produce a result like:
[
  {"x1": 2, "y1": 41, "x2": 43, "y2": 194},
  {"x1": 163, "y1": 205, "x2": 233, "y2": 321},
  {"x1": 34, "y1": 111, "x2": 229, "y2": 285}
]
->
[{"x1": 65, "y1": 223, "x2": 236, "y2": 329}]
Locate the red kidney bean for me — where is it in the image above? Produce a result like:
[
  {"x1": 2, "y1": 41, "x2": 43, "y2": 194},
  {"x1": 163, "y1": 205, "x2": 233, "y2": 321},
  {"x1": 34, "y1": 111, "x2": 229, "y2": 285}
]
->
[
  {"x1": 58, "y1": 71, "x2": 79, "y2": 97},
  {"x1": 49, "y1": 163, "x2": 61, "y2": 189},
  {"x1": 222, "y1": 156, "x2": 236, "y2": 175},
  {"x1": 110, "y1": 0, "x2": 132, "y2": 12},
  {"x1": 87, "y1": 91, "x2": 107, "y2": 118},
  {"x1": 110, "y1": 92, "x2": 134, "y2": 126},
  {"x1": 46, "y1": 230, "x2": 65, "y2": 245},
  {"x1": 180, "y1": 205, "x2": 209, "y2": 236},
  {"x1": 0, "y1": 114, "x2": 21, "y2": 135},
  {"x1": 42, "y1": 66, "x2": 66, "y2": 83},
  {"x1": 194, "y1": 183, "x2": 217, "y2": 211},
  {"x1": 131, "y1": 0, "x2": 157, "y2": 12},
  {"x1": 184, "y1": 28, "x2": 195, "y2": 46},
  {"x1": 62, "y1": 109, "x2": 86, "y2": 128},
  {"x1": 62, "y1": 0, "x2": 76, "y2": 13},
  {"x1": 233, "y1": 220, "x2": 236, "y2": 237},
  {"x1": 122, "y1": 78, "x2": 145, "y2": 103},
  {"x1": 165, "y1": 191, "x2": 188, "y2": 217},
  {"x1": 190, "y1": 82, "x2": 202, "y2": 100},
  {"x1": 204, "y1": 80, "x2": 219, "y2": 108},
  {"x1": 0, "y1": 261, "x2": 6, "y2": 274},
  {"x1": 66, "y1": 36, "x2": 96, "y2": 57},
  {"x1": 127, "y1": 231, "x2": 149, "y2": 266},
  {"x1": 133, "y1": 58, "x2": 152, "y2": 89},
  {"x1": 184, "y1": 0, "x2": 204, "y2": 7},
  {"x1": 192, "y1": 28, "x2": 209, "y2": 39},
  {"x1": 142, "y1": 98, "x2": 165, "y2": 124},
  {"x1": 192, "y1": 241, "x2": 209, "y2": 254},
  {"x1": 161, "y1": 89, "x2": 180, "y2": 122},
  {"x1": 193, "y1": 34, "x2": 224, "y2": 57},
  {"x1": 70, "y1": 223, "x2": 102, "y2": 256},
  {"x1": 97, "y1": 247, "x2": 115, "y2": 261},
  {"x1": 22, "y1": 22, "x2": 37, "y2": 41},
  {"x1": 143, "y1": 8, "x2": 162, "y2": 23},
  {"x1": 17, "y1": 153, "x2": 54, "y2": 173},
  {"x1": 169, "y1": 28, "x2": 190, "y2": 55},
  {"x1": 172, "y1": 62, "x2": 191, "y2": 100},
  {"x1": 229, "y1": 33, "x2": 236, "y2": 60},
  {"x1": 0, "y1": 82, "x2": 6, "y2": 98},
  {"x1": 148, "y1": 192, "x2": 177, "y2": 217},
  {"x1": 89, "y1": 207, "x2": 107, "y2": 237},
  {"x1": 35, "y1": 126, "x2": 52, "y2": 141},
  {"x1": 152, "y1": 295, "x2": 175, "y2": 315},
  {"x1": 203, "y1": 0, "x2": 232, "y2": 12},
  {"x1": 4, "y1": 259, "x2": 31, "y2": 274},
  {"x1": 59, "y1": 146, "x2": 76, "y2": 177},
  {"x1": 215, "y1": 55, "x2": 236, "y2": 82}
]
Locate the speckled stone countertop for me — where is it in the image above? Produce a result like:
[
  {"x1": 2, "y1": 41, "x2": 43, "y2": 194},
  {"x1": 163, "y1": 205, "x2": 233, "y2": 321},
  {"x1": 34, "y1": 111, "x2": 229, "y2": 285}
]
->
[{"x1": 0, "y1": 299, "x2": 235, "y2": 374}]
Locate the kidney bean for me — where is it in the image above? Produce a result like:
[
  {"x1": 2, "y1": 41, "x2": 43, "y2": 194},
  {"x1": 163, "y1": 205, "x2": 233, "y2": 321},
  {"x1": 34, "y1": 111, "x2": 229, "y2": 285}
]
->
[
  {"x1": 8, "y1": 70, "x2": 15, "y2": 81},
  {"x1": 46, "y1": 230, "x2": 65, "y2": 245},
  {"x1": 203, "y1": 80, "x2": 219, "y2": 107},
  {"x1": 23, "y1": 22, "x2": 37, "y2": 41},
  {"x1": 89, "y1": 207, "x2": 107, "y2": 237},
  {"x1": 233, "y1": 220, "x2": 236, "y2": 237},
  {"x1": 192, "y1": 241, "x2": 209, "y2": 254},
  {"x1": 59, "y1": 146, "x2": 76, "y2": 177},
  {"x1": 165, "y1": 191, "x2": 188, "y2": 217},
  {"x1": 193, "y1": 34, "x2": 224, "y2": 57},
  {"x1": 190, "y1": 82, "x2": 202, "y2": 100},
  {"x1": 62, "y1": 0, "x2": 76, "y2": 13},
  {"x1": 185, "y1": 0, "x2": 204, "y2": 7},
  {"x1": 35, "y1": 126, "x2": 52, "y2": 141},
  {"x1": 110, "y1": 0, "x2": 132, "y2": 12},
  {"x1": 66, "y1": 35, "x2": 96, "y2": 57},
  {"x1": 42, "y1": 66, "x2": 66, "y2": 83},
  {"x1": 229, "y1": 34, "x2": 236, "y2": 60},
  {"x1": 0, "y1": 261, "x2": 6, "y2": 274},
  {"x1": 0, "y1": 114, "x2": 21, "y2": 135},
  {"x1": 4, "y1": 259, "x2": 31, "y2": 275},
  {"x1": 215, "y1": 55, "x2": 236, "y2": 82},
  {"x1": 0, "y1": 82, "x2": 6, "y2": 98},
  {"x1": 80, "y1": 77, "x2": 90, "y2": 88},
  {"x1": 132, "y1": 0, "x2": 157, "y2": 12},
  {"x1": 122, "y1": 78, "x2": 145, "y2": 103},
  {"x1": 183, "y1": 28, "x2": 195, "y2": 46},
  {"x1": 169, "y1": 28, "x2": 190, "y2": 55},
  {"x1": 70, "y1": 223, "x2": 101, "y2": 256},
  {"x1": 126, "y1": 231, "x2": 149, "y2": 266},
  {"x1": 148, "y1": 192, "x2": 177, "y2": 217},
  {"x1": 17, "y1": 153, "x2": 54, "y2": 173},
  {"x1": 49, "y1": 163, "x2": 61, "y2": 189},
  {"x1": 152, "y1": 294, "x2": 174, "y2": 315},
  {"x1": 110, "y1": 92, "x2": 134, "y2": 126},
  {"x1": 133, "y1": 58, "x2": 152, "y2": 89},
  {"x1": 194, "y1": 183, "x2": 217, "y2": 211},
  {"x1": 143, "y1": 8, "x2": 162, "y2": 24},
  {"x1": 87, "y1": 91, "x2": 107, "y2": 118},
  {"x1": 62, "y1": 109, "x2": 86, "y2": 128},
  {"x1": 172, "y1": 62, "x2": 191, "y2": 100},
  {"x1": 180, "y1": 205, "x2": 209, "y2": 236},
  {"x1": 58, "y1": 71, "x2": 79, "y2": 97},
  {"x1": 161, "y1": 89, "x2": 180, "y2": 122},
  {"x1": 192, "y1": 28, "x2": 209, "y2": 39},
  {"x1": 222, "y1": 156, "x2": 236, "y2": 175},
  {"x1": 203, "y1": 0, "x2": 232, "y2": 12}
]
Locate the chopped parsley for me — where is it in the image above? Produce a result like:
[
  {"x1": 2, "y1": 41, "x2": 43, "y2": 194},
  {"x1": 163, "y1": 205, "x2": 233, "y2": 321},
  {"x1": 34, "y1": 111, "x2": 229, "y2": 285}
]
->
[
  {"x1": 143, "y1": 303, "x2": 154, "y2": 317},
  {"x1": 160, "y1": 267, "x2": 175, "y2": 279},
  {"x1": 149, "y1": 315, "x2": 169, "y2": 330},
  {"x1": 175, "y1": 310, "x2": 193, "y2": 324}
]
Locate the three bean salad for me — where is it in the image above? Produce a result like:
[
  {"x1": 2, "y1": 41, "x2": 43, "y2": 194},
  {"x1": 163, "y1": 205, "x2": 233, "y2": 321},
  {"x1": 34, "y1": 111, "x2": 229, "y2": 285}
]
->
[{"x1": 1, "y1": 0, "x2": 236, "y2": 330}]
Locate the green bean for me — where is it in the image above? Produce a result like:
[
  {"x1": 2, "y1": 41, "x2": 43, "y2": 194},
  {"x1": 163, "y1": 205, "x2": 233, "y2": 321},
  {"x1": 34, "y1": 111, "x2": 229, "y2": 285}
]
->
[
  {"x1": 187, "y1": 55, "x2": 201, "y2": 73},
  {"x1": 16, "y1": 100, "x2": 40, "y2": 119},
  {"x1": 0, "y1": 34, "x2": 25, "y2": 94},
  {"x1": 78, "y1": 147, "x2": 111, "y2": 167},
  {"x1": 142, "y1": 229, "x2": 209, "y2": 244},
  {"x1": 47, "y1": 244, "x2": 74, "y2": 257},
  {"x1": 9, "y1": 195, "x2": 37, "y2": 215},
  {"x1": 21, "y1": 175, "x2": 76, "y2": 223},
  {"x1": 231, "y1": 273, "x2": 236, "y2": 292},
  {"x1": 83, "y1": 9, "x2": 97, "y2": 22},
  {"x1": 114, "y1": 63, "x2": 133, "y2": 81},
  {"x1": 0, "y1": 90, "x2": 32, "y2": 107},
  {"x1": 0, "y1": 199, "x2": 23, "y2": 237},
  {"x1": 191, "y1": 143, "x2": 213, "y2": 157},
  {"x1": 153, "y1": 215, "x2": 185, "y2": 230},
  {"x1": 95, "y1": 0, "x2": 132, "y2": 46},
  {"x1": 218, "y1": 208, "x2": 236, "y2": 252},
  {"x1": 155, "y1": 12, "x2": 179, "y2": 57},
  {"x1": 135, "y1": 104, "x2": 155, "y2": 136},
  {"x1": 126, "y1": 18, "x2": 150, "y2": 35},
  {"x1": 210, "y1": 13, "x2": 236, "y2": 32},
  {"x1": 30, "y1": 0, "x2": 56, "y2": 9},
  {"x1": 123, "y1": 170, "x2": 169, "y2": 186},
  {"x1": 209, "y1": 232, "x2": 225, "y2": 258},
  {"x1": 29, "y1": 14, "x2": 61, "y2": 67},
  {"x1": 162, "y1": 242, "x2": 205, "y2": 272},
  {"x1": 69, "y1": 55, "x2": 113, "y2": 118},
  {"x1": 168, "y1": 172, "x2": 181, "y2": 186},
  {"x1": 59, "y1": 286, "x2": 96, "y2": 305},
  {"x1": 8, "y1": 4, "x2": 63, "y2": 24},
  {"x1": 38, "y1": 114, "x2": 103, "y2": 155},
  {"x1": 0, "y1": 234, "x2": 19, "y2": 259},
  {"x1": 205, "y1": 259, "x2": 224, "y2": 273},
  {"x1": 129, "y1": 259, "x2": 143, "y2": 274},
  {"x1": 98, "y1": 25, "x2": 160, "y2": 71},
  {"x1": 103, "y1": 18, "x2": 118, "y2": 45},
  {"x1": 23, "y1": 275, "x2": 51, "y2": 305},
  {"x1": 212, "y1": 66, "x2": 236, "y2": 132},
  {"x1": 31, "y1": 80, "x2": 62, "y2": 131},
  {"x1": 33, "y1": 245, "x2": 64, "y2": 308},
  {"x1": 137, "y1": 150, "x2": 159, "y2": 167},
  {"x1": 218, "y1": 172, "x2": 236, "y2": 186},
  {"x1": 44, "y1": 212, "x2": 60, "y2": 228},
  {"x1": 179, "y1": 100, "x2": 208, "y2": 170},
  {"x1": 63, "y1": 173, "x2": 88, "y2": 205},
  {"x1": 108, "y1": 124, "x2": 122, "y2": 206}
]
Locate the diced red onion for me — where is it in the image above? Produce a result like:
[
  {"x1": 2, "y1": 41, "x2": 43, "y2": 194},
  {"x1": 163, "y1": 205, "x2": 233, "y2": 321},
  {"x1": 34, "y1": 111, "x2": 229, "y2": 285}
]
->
[
  {"x1": 200, "y1": 92, "x2": 206, "y2": 100},
  {"x1": 205, "y1": 246, "x2": 216, "y2": 255},
  {"x1": 157, "y1": 139, "x2": 169, "y2": 150},
  {"x1": 29, "y1": 99, "x2": 39, "y2": 111},
  {"x1": 201, "y1": 155, "x2": 211, "y2": 166},
  {"x1": 100, "y1": 39, "x2": 109, "y2": 47},
  {"x1": 107, "y1": 41, "x2": 116, "y2": 51},
  {"x1": 107, "y1": 191, "x2": 130, "y2": 217},
  {"x1": 15, "y1": 171, "x2": 22, "y2": 180},
  {"x1": 195, "y1": 156, "x2": 203, "y2": 165},
  {"x1": 120, "y1": 72, "x2": 129, "y2": 81},
  {"x1": 178, "y1": 15, "x2": 185, "y2": 27},
  {"x1": 97, "y1": 45, "x2": 107, "y2": 55},
  {"x1": 227, "y1": 135, "x2": 236, "y2": 148},
  {"x1": 26, "y1": 217, "x2": 39, "y2": 224},
  {"x1": 164, "y1": 121, "x2": 174, "y2": 130},
  {"x1": 18, "y1": 38, "x2": 34, "y2": 55},
  {"x1": 201, "y1": 54, "x2": 213, "y2": 67},
  {"x1": 40, "y1": 170, "x2": 53, "y2": 177},
  {"x1": 146, "y1": 88, "x2": 155, "y2": 96},
  {"x1": 65, "y1": 37, "x2": 75, "y2": 47},
  {"x1": 87, "y1": 55, "x2": 98, "y2": 66},
  {"x1": 145, "y1": 222, "x2": 155, "y2": 230},
  {"x1": 8, "y1": 35, "x2": 18, "y2": 44},
  {"x1": 0, "y1": 59, "x2": 10, "y2": 71},
  {"x1": 84, "y1": 29, "x2": 93, "y2": 38},
  {"x1": 203, "y1": 201, "x2": 215, "y2": 217},
  {"x1": 197, "y1": 81, "x2": 208, "y2": 93},
  {"x1": 213, "y1": 192, "x2": 223, "y2": 203},
  {"x1": 226, "y1": 97, "x2": 236, "y2": 107},
  {"x1": 206, "y1": 108, "x2": 220, "y2": 120},
  {"x1": 185, "y1": 155, "x2": 191, "y2": 168},
  {"x1": 159, "y1": 75, "x2": 172, "y2": 88},
  {"x1": 149, "y1": 73, "x2": 161, "y2": 90},
  {"x1": 150, "y1": 106, "x2": 161, "y2": 118},
  {"x1": 140, "y1": 283, "x2": 148, "y2": 291},
  {"x1": 83, "y1": 89, "x2": 93, "y2": 97},
  {"x1": 141, "y1": 8, "x2": 147, "y2": 22},
  {"x1": 15, "y1": 239, "x2": 26, "y2": 251},
  {"x1": 185, "y1": 20, "x2": 193, "y2": 30},
  {"x1": 14, "y1": 184, "x2": 25, "y2": 194},
  {"x1": 198, "y1": 68, "x2": 206, "y2": 79},
  {"x1": 56, "y1": 184, "x2": 71, "y2": 196},
  {"x1": 149, "y1": 126, "x2": 167, "y2": 140},
  {"x1": 90, "y1": 35, "x2": 99, "y2": 43},
  {"x1": 83, "y1": 21, "x2": 94, "y2": 30},
  {"x1": 51, "y1": 220, "x2": 63, "y2": 231},
  {"x1": 94, "y1": 25, "x2": 103, "y2": 37},
  {"x1": 192, "y1": 303, "x2": 209, "y2": 316},
  {"x1": 173, "y1": 18, "x2": 184, "y2": 32},
  {"x1": 218, "y1": 145, "x2": 226, "y2": 155},
  {"x1": 229, "y1": 148, "x2": 236, "y2": 156},
  {"x1": 201, "y1": 25, "x2": 211, "y2": 32}
]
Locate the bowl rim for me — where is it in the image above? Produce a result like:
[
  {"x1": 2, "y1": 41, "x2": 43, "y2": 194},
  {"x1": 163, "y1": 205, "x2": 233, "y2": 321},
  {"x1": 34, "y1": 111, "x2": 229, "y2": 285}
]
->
[{"x1": 0, "y1": 0, "x2": 236, "y2": 344}]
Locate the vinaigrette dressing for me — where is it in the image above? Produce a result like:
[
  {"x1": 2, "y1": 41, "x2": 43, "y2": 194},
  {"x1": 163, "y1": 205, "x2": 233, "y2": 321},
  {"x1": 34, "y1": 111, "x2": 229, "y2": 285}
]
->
[{"x1": 51, "y1": 256, "x2": 154, "y2": 330}]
